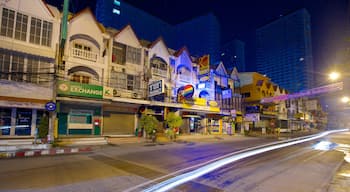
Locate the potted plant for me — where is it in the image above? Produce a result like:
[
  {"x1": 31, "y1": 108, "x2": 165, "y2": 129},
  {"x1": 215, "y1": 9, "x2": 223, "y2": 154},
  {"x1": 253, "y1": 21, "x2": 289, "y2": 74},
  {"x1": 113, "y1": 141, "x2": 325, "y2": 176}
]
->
[
  {"x1": 139, "y1": 114, "x2": 159, "y2": 142},
  {"x1": 165, "y1": 112, "x2": 183, "y2": 141}
]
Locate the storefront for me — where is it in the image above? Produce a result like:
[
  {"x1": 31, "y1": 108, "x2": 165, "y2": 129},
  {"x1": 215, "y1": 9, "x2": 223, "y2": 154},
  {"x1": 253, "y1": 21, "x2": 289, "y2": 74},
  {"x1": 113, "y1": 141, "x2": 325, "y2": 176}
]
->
[
  {"x1": 103, "y1": 103, "x2": 139, "y2": 135},
  {"x1": 181, "y1": 112, "x2": 203, "y2": 134},
  {"x1": 0, "y1": 100, "x2": 47, "y2": 137},
  {"x1": 56, "y1": 81, "x2": 108, "y2": 136},
  {"x1": 0, "y1": 79, "x2": 53, "y2": 137},
  {"x1": 57, "y1": 100, "x2": 102, "y2": 136}
]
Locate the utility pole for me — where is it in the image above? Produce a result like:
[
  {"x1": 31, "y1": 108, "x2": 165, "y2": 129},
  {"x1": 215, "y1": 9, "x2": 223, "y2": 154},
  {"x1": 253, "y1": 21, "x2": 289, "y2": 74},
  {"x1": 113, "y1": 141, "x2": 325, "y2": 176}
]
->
[{"x1": 49, "y1": 0, "x2": 69, "y2": 142}]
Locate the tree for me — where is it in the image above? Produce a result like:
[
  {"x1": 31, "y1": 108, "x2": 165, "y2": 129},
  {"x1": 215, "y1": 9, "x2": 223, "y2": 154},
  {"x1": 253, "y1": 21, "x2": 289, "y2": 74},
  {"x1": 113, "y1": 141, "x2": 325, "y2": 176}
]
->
[
  {"x1": 139, "y1": 114, "x2": 159, "y2": 139},
  {"x1": 38, "y1": 114, "x2": 49, "y2": 142},
  {"x1": 165, "y1": 112, "x2": 183, "y2": 140}
]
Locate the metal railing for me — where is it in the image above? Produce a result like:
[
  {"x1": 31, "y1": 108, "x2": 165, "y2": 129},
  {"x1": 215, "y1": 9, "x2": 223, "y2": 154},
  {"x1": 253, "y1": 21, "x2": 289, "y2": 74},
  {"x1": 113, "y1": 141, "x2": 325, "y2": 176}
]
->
[{"x1": 71, "y1": 48, "x2": 98, "y2": 62}]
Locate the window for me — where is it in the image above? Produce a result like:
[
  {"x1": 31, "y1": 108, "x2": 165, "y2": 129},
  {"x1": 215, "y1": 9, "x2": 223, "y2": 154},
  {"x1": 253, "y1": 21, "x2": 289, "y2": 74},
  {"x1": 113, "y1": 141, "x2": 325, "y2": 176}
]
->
[
  {"x1": 0, "y1": 52, "x2": 10, "y2": 80},
  {"x1": 29, "y1": 17, "x2": 42, "y2": 44},
  {"x1": 126, "y1": 46, "x2": 141, "y2": 64},
  {"x1": 16, "y1": 108, "x2": 32, "y2": 136},
  {"x1": 110, "y1": 71, "x2": 140, "y2": 91},
  {"x1": 112, "y1": 42, "x2": 141, "y2": 65},
  {"x1": 0, "y1": 8, "x2": 15, "y2": 38},
  {"x1": 11, "y1": 55, "x2": 25, "y2": 81},
  {"x1": 112, "y1": 42, "x2": 126, "y2": 65},
  {"x1": 0, "y1": 108, "x2": 11, "y2": 135},
  {"x1": 27, "y1": 57, "x2": 52, "y2": 84},
  {"x1": 69, "y1": 110, "x2": 92, "y2": 124},
  {"x1": 27, "y1": 57, "x2": 39, "y2": 83},
  {"x1": 41, "y1": 21, "x2": 52, "y2": 46},
  {"x1": 71, "y1": 74, "x2": 90, "y2": 84},
  {"x1": 14, "y1": 12, "x2": 28, "y2": 41}
]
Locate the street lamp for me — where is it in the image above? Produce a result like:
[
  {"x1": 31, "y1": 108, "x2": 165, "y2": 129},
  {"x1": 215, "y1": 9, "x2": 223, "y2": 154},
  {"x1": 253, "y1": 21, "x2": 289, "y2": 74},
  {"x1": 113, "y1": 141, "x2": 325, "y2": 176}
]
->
[{"x1": 328, "y1": 71, "x2": 340, "y2": 81}]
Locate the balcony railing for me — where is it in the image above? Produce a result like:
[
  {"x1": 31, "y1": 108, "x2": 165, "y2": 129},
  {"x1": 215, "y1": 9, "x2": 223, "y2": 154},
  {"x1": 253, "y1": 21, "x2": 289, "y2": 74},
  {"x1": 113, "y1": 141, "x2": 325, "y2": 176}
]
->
[
  {"x1": 178, "y1": 74, "x2": 191, "y2": 82},
  {"x1": 152, "y1": 68, "x2": 167, "y2": 78},
  {"x1": 71, "y1": 48, "x2": 98, "y2": 62}
]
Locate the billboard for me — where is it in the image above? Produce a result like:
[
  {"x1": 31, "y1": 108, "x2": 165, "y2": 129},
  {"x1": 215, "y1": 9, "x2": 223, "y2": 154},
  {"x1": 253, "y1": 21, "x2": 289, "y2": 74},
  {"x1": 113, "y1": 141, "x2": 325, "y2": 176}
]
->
[{"x1": 198, "y1": 55, "x2": 210, "y2": 82}]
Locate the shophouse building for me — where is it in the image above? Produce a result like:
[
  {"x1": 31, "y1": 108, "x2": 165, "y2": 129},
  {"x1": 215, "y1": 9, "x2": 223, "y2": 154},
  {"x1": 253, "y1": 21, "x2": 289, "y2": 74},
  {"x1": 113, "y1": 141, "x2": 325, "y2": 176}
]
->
[
  {"x1": 1, "y1": 1, "x2": 244, "y2": 140},
  {"x1": 0, "y1": 0, "x2": 60, "y2": 138}
]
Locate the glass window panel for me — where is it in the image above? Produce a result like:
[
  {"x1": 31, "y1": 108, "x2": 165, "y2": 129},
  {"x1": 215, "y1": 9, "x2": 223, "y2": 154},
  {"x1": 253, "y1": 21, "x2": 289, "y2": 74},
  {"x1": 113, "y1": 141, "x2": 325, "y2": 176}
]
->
[
  {"x1": 29, "y1": 17, "x2": 41, "y2": 44},
  {"x1": 0, "y1": 108, "x2": 12, "y2": 135},
  {"x1": 41, "y1": 21, "x2": 52, "y2": 46},
  {"x1": 0, "y1": 52, "x2": 11, "y2": 80},
  {"x1": 27, "y1": 57, "x2": 39, "y2": 83},
  {"x1": 14, "y1": 12, "x2": 28, "y2": 41},
  {"x1": 0, "y1": 8, "x2": 15, "y2": 38},
  {"x1": 16, "y1": 108, "x2": 32, "y2": 135},
  {"x1": 11, "y1": 55, "x2": 25, "y2": 81},
  {"x1": 112, "y1": 42, "x2": 126, "y2": 65}
]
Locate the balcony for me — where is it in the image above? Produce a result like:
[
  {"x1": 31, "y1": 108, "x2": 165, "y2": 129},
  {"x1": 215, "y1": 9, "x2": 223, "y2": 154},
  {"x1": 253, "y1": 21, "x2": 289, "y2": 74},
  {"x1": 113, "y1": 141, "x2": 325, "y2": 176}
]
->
[
  {"x1": 71, "y1": 48, "x2": 98, "y2": 62},
  {"x1": 152, "y1": 68, "x2": 167, "y2": 78},
  {"x1": 178, "y1": 74, "x2": 191, "y2": 82}
]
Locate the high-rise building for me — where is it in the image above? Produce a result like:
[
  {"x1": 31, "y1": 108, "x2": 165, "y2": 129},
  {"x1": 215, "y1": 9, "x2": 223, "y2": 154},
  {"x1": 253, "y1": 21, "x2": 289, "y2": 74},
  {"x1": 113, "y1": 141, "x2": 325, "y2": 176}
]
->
[
  {"x1": 256, "y1": 8, "x2": 313, "y2": 93},
  {"x1": 95, "y1": 0, "x2": 221, "y2": 63},
  {"x1": 220, "y1": 39, "x2": 246, "y2": 72}
]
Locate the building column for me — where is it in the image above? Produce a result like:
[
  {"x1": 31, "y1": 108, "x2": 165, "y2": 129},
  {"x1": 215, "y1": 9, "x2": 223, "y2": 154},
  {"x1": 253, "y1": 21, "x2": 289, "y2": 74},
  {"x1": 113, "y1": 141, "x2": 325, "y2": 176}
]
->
[{"x1": 10, "y1": 108, "x2": 16, "y2": 136}]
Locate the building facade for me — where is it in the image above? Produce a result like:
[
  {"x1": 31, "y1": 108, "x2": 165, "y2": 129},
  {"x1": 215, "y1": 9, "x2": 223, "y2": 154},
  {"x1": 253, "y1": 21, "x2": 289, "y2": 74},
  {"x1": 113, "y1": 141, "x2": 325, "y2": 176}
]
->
[
  {"x1": 256, "y1": 8, "x2": 314, "y2": 93},
  {"x1": 0, "y1": 0, "x2": 60, "y2": 138},
  {"x1": 94, "y1": 0, "x2": 221, "y2": 64}
]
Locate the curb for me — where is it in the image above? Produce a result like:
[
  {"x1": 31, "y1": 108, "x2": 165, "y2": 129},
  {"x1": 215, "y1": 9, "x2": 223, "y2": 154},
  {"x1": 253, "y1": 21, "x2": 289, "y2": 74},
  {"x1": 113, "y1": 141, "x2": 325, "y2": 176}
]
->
[{"x1": 0, "y1": 147, "x2": 92, "y2": 159}]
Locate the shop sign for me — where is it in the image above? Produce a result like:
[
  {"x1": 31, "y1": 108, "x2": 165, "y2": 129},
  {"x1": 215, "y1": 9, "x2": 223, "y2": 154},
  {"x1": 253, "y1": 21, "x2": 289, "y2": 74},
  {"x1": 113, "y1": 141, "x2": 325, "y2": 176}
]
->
[
  {"x1": 45, "y1": 101, "x2": 56, "y2": 112},
  {"x1": 244, "y1": 113, "x2": 260, "y2": 122},
  {"x1": 208, "y1": 100, "x2": 218, "y2": 107},
  {"x1": 103, "y1": 86, "x2": 114, "y2": 99},
  {"x1": 148, "y1": 80, "x2": 164, "y2": 97},
  {"x1": 262, "y1": 111, "x2": 277, "y2": 115},
  {"x1": 194, "y1": 98, "x2": 207, "y2": 106},
  {"x1": 57, "y1": 80, "x2": 103, "y2": 99},
  {"x1": 222, "y1": 89, "x2": 232, "y2": 99},
  {"x1": 198, "y1": 55, "x2": 210, "y2": 82},
  {"x1": 177, "y1": 84, "x2": 195, "y2": 102},
  {"x1": 236, "y1": 116, "x2": 243, "y2": 123}
]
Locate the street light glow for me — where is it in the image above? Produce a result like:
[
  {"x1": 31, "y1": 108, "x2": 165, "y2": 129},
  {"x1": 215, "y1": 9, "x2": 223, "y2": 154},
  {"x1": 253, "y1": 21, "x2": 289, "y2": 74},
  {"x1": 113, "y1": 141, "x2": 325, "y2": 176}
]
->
[
  {"x1": 341, "y1": 96, "x2": 350, "y2": 103},
  {"x1": 329, "y1": 71, "x2": 340, "y2": 81}
]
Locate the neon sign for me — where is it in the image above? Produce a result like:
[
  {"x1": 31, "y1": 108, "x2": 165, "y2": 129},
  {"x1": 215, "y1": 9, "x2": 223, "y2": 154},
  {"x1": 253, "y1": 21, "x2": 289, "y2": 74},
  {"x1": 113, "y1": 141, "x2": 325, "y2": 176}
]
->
[{"x1": 261, "y1": 82, "x2": 343, "y2": 103}]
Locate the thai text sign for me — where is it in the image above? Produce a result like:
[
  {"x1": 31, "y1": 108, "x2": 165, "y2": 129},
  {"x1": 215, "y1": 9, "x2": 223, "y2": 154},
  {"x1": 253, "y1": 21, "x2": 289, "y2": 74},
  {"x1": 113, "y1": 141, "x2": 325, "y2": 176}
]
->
[{"x1": 148, "y1": 80, "x2": 164, "y2": 97}]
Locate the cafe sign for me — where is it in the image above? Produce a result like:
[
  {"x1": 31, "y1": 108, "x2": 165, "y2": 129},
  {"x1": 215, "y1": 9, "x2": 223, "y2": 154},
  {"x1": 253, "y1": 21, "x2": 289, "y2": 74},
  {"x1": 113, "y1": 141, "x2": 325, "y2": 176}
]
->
[{"x1": 57, "y1": 80, "x2": 103, "y2": 99}]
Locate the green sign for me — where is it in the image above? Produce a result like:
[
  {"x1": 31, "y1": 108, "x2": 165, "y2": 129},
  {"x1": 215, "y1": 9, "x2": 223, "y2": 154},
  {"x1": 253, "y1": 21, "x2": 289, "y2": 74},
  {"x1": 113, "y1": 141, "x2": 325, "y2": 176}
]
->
[{"x1": 57, "y1": 80, "x2": 103, "y2": 99}]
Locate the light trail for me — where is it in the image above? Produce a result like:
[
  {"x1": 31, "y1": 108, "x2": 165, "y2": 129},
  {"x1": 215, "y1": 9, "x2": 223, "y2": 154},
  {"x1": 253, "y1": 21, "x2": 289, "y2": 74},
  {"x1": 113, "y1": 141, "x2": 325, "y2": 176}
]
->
[{"x1": 141, "y1": 129, "x2": 348, "y2": 192}]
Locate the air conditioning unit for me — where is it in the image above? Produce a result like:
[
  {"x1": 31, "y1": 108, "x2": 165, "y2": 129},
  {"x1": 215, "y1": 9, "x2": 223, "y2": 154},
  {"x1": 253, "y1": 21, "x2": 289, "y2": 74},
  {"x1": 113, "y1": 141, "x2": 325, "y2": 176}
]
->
[{"x1": 113, "y1": 89, "x2": 121, "y2": 97}]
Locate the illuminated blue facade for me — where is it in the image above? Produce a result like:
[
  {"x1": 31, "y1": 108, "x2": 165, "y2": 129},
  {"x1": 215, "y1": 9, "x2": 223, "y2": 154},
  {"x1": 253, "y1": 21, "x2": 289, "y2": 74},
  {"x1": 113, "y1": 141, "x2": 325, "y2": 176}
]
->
[
  {"x1": 221, "y1": 39, "x2": 246, "y2": 72},
  {"x1": 95, "y1": 0, "x2": 221, "y2": 64},
  {"x1": 256, "y1": 9, "x2": 314, "y2": 93}
]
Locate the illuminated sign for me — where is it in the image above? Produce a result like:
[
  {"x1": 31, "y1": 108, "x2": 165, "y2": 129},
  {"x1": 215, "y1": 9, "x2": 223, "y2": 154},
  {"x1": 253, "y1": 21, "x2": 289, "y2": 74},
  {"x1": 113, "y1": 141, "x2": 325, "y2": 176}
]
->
[
  {"x1": 178, "y1": 85, "x2": 194, "y2": 99},
  {"x1": 148, "y1": 80, "x2": 164, "y2": 97},
  {"x1": 261, "y1": 82, "x2": 343, "y2": 103},
  {"x1": 222, "y1": 89, "x2": 232, "y2": 99},
  {"x1": 113, "y1": 0, "x2": 121, "y2": 15},
  {"x1": 198, "y1": 55, "x2": 210, "y2": 82}
]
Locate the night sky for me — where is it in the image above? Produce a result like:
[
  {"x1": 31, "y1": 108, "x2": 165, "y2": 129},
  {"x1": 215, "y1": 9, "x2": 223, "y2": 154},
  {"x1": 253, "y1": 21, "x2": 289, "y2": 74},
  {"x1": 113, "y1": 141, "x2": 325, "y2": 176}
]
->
[{"x1": 47, "y1": 0, "x2": 349, "y2": 73}]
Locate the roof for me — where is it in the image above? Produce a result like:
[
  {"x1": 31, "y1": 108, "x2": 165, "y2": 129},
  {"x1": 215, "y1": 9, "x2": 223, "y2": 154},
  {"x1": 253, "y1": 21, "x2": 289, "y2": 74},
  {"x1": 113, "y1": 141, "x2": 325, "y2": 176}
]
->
[{"x1": 68, "y1": 8, "x2": 105, "y2": 33}]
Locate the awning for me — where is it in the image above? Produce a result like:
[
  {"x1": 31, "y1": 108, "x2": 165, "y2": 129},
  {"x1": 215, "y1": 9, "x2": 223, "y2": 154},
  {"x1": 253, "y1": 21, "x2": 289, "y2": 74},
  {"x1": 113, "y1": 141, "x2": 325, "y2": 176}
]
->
[
  {"x1": 57, "y1": 96, "x2": 111, "y2": 105},
  {"x1": 112, "y1": 97, "x2": 150, "y2": 105}
]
